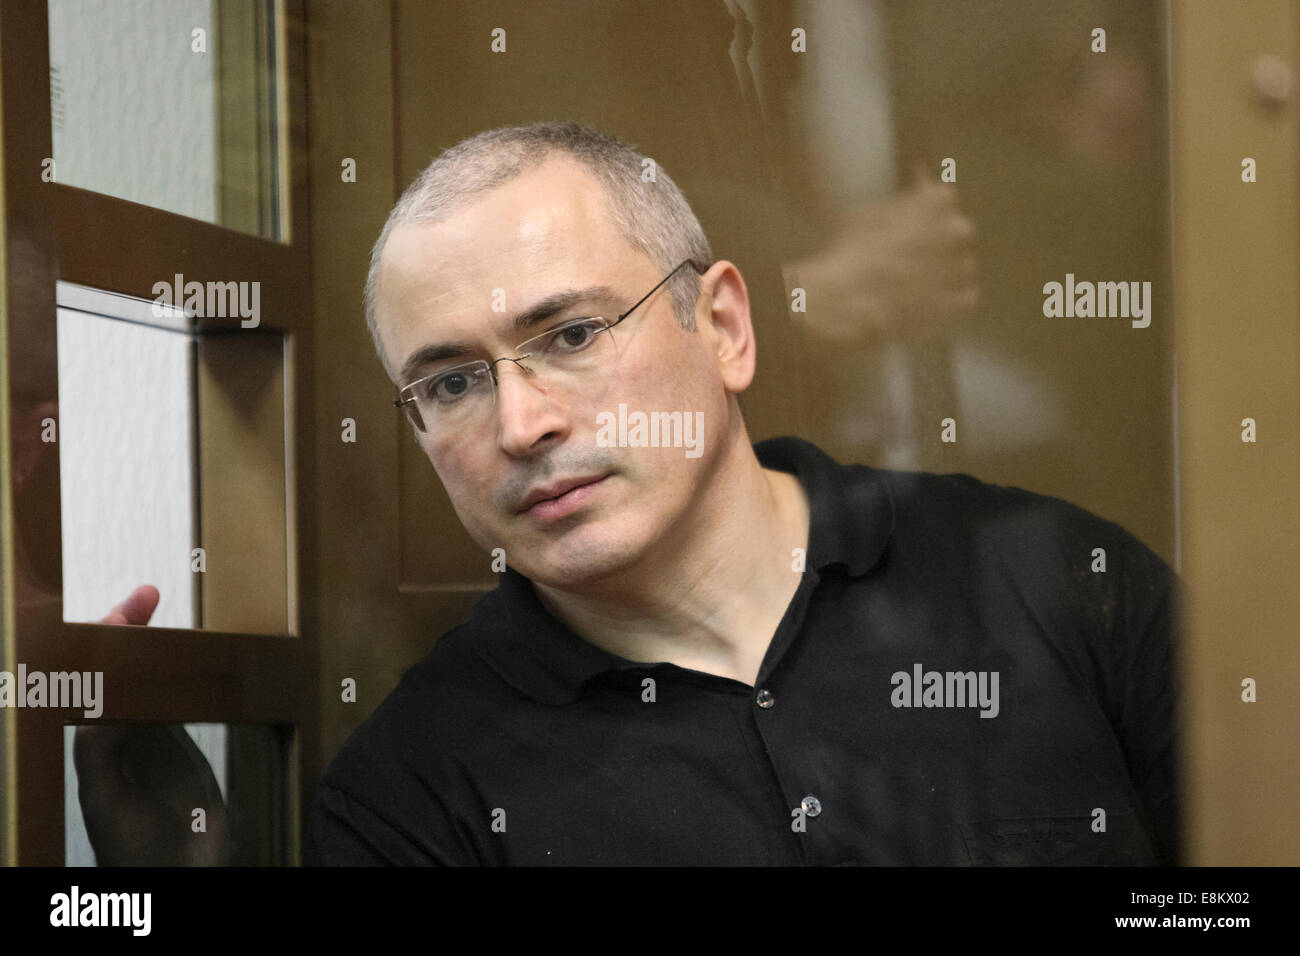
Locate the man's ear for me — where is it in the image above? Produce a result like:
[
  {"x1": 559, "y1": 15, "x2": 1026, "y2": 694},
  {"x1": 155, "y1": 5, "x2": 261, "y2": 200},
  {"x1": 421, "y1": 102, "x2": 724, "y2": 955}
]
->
[{"x1": 698, "y1": 262, "x2": 757, "y2": 394}]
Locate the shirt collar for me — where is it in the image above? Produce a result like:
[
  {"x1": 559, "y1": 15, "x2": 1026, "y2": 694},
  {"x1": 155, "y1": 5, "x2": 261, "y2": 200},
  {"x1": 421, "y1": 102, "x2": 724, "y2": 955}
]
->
[
  {"x1": 468, "y1": 435, "x2": 895, "y2": 704},
  {"x1": 753, "y1": 435, "x2": 895, "y2": 577}
]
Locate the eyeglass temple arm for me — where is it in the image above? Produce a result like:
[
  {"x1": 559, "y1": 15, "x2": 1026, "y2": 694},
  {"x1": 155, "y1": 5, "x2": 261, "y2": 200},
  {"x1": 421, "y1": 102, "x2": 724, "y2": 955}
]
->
[{"x1": 616, "y1": 259, "x2": 711, "y2": 321}]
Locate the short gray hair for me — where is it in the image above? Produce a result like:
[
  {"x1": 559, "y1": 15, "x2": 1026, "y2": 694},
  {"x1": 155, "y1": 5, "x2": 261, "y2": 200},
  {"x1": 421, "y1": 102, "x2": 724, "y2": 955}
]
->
[{"x1": 364, "y1": 120, "x2": 713, "y2": 380}]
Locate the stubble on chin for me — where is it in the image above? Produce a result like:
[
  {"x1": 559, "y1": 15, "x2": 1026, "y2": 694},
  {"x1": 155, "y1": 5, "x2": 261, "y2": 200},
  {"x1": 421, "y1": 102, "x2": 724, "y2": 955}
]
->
[{"x1": 519, "y1": 512, "x2": 647, "y2": 589}]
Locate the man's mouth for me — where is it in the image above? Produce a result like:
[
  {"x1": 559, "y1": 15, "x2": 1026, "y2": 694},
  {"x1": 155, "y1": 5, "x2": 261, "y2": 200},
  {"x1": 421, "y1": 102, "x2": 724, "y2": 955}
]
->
[{"x1": 517, "y1": 474, "x2": 610, "y2": 520}]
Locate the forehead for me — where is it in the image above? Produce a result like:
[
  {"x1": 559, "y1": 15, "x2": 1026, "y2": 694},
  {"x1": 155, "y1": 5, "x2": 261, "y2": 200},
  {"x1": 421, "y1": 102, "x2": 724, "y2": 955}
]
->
[{"x1": 376, "y1": 158, "x2": 640, "y2": 359}]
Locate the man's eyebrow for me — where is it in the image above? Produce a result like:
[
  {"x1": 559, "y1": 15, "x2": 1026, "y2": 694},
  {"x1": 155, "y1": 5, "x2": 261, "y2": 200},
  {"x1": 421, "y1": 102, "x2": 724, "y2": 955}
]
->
[{"x1": 397, "y1": 285, "x2": 619, "y2": 385}]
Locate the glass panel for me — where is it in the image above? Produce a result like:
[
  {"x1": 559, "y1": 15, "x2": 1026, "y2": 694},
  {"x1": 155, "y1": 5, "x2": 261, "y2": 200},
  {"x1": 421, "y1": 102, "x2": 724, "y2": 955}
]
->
[
  {"x1": 56, "y1": 284, "x2": 199, "y2": 630},
  {"x1": 57, "y1": 281, "x2": 290, "y2": 634},
  {"x1": 776, "y1": 0, "x2": 1176, "y2": 566},
  {"x1": 64, "y1": 722, "x2": 292, "y2": 865},
  {"x1": 47, "y1": 0, "x2": 283, "y2": 240}
]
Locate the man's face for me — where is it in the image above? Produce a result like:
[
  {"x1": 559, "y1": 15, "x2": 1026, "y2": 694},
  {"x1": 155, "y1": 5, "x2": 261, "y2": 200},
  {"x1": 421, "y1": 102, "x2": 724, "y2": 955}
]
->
[{"x1": 374, "y1": 157, "x2": 731, "y2": 588}]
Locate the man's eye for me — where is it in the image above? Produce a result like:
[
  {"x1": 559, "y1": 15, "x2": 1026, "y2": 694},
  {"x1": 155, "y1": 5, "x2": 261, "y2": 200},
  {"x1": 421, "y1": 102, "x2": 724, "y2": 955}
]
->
[
  {"x1": 428, "y1": 368, "x2": 483, "y2": 403},
  {"x1": 547, "y1": 320, "x2": 602, "y2": 352}
]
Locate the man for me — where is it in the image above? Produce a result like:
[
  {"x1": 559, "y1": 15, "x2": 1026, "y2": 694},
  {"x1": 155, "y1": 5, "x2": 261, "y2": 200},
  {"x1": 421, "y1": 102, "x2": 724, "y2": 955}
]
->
[{"x1": 305, "y1": 121, "x2": 1179, "y2": 865}]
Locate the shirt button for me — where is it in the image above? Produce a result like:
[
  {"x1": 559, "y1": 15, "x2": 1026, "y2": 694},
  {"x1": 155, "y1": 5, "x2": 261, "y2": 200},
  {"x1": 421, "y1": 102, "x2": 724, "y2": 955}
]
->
[
  {"x1": 755, "y1": 688, "x2": 775, "y2": 709},
  {"x1": 801, "y1": 795, "x2": 822, "y2": 817}
]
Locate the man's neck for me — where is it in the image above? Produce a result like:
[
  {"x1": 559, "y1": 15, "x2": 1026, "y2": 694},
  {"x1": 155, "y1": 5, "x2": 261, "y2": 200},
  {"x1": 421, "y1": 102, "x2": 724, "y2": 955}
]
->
[{"x1": 531, "y1": 436, "x2": 812, "y2": 687}]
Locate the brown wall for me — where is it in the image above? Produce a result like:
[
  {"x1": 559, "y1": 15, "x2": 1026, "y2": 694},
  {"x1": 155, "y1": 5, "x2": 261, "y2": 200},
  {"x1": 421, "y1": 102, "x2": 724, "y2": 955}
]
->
[{"x1": 1170, "y1": 0, "x2": 1300, "y2": 866}]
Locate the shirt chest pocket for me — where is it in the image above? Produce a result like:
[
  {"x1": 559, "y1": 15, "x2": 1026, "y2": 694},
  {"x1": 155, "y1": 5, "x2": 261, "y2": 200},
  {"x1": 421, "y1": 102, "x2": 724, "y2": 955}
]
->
[{"x1": 959, "y1": 808, "x2": 1156, "y2": 865}]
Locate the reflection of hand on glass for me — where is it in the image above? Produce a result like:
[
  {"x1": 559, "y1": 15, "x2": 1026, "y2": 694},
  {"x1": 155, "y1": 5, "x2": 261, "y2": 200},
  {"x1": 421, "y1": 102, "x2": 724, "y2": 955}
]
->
[
  {"x1": 74, "y1": 585, "x2": 231, "y2": 865},
  {"x1": 785, "y1": 165, "x2": 980, "y2": 346}
]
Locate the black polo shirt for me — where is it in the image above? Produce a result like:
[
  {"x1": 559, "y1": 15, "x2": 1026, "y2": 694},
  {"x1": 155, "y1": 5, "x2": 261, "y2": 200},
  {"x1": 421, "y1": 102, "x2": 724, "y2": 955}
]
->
[{"x1": 305, "y1": 436, "x2": 1180, "y2": 866}]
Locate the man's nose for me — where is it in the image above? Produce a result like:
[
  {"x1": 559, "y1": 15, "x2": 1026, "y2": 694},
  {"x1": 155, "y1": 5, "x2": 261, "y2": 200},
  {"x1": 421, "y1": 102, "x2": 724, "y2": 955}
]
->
[{"x1": 493, "y1": 360, "x2": 568, "y2": 455}]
